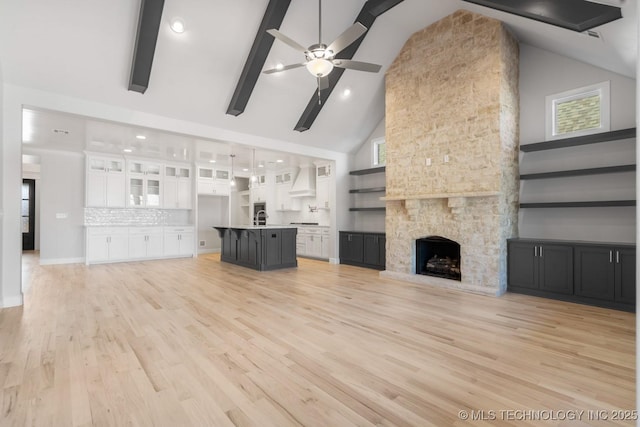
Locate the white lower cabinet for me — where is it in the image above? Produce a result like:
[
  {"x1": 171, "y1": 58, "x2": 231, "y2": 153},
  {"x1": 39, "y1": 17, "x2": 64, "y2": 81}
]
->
[
  {"x1": 296, "y1": 227, "x2": 330, "y2": 260},
  {"x1": 163, "y1": 227, "x2": 195, "y2": 257},
  {"x1": 86, "y1": 227, "x2": 129, "y2": 264},
  {"x1": 321, "y1": 229, "x2": 330, "y2": 259},
  {"x1": 129, "y1": 227, "x2": 164, "y2": 259},
  {"x1": 86, "y1": 226, "x2": 194, "y2": 264}
]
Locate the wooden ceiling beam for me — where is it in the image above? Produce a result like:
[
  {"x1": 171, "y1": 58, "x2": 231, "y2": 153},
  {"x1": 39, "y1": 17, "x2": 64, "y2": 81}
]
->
[
  {"x1": 129, "y1": 0, "x2": 165, "y2": 94},
  {"x1": 226, "y1": 0, "x2": 292, "y2": 116}
]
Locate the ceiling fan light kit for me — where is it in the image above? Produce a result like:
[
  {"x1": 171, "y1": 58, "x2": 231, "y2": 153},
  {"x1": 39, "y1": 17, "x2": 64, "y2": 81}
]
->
[{"x1": 264, "y1": 0, "x2": 381, "y2": 101}]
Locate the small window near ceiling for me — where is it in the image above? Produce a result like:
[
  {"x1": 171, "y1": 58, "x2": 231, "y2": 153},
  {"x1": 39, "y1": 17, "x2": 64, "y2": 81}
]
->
[
  {"x1": 545, "y1": 81, "x2": 610, "y2": 140},
  {"x1": 372, "y1": 138, "x2": 386, "y2": 166}
]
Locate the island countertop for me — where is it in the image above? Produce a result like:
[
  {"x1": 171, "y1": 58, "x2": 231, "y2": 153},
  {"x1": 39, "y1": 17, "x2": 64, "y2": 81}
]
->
[{"x1": 214, "y1": 225, "x2": 298, "y2": 230}]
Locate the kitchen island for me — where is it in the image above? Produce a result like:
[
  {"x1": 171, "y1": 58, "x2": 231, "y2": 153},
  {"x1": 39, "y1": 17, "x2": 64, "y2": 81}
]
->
[{"x1": 213, "y1": 226, "x2": 297, "y2": 271}]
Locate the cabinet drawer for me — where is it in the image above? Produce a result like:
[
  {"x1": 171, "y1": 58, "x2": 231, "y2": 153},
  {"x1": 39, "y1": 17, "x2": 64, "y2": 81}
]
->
[
  {"x1": 87, "y1": 227, "x2": 128, "y2": 236},
  {"x1": 129, "y1": 227, "x2": 163, "y2": 236},
  {"x1": 164, "y1": 226, "x2": 194, "y2": 233}
]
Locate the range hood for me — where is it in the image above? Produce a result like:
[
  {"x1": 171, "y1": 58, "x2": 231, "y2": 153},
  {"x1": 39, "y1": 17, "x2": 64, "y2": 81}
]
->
[{"x1": 289, "y1": 165, "x2": 316, "y2": 198}]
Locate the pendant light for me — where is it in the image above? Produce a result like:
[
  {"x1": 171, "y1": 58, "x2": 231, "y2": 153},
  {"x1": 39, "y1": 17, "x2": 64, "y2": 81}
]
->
[
  {"x1": 250, "y1": 149, "x2": 257, "y2": 184},
  {"x1": 229, "y1": 154, "x2": 236, "y2": 188}
]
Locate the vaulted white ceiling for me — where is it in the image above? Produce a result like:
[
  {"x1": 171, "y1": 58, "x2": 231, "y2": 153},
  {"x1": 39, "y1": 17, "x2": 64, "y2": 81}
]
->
[{"x1": 0, "y1": 0, "x2": 636, "y2": 158}]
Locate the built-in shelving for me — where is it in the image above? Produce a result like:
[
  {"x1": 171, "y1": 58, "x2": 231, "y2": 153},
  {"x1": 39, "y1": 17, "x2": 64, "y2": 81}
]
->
[
  {"x1": 520, "y1": 129, "x2": 636, "y2": 210},
  {"x1": 520, "y1": 164, "x2": 636, "y2": 180},
  {"x1": 349, "y1": 187, "x2": 386, "y2": 194},
  {"x1": 349, "y1": 166, "x2": 386, "y2": 176},
  {"x1": 349, "y1": 207, "x2": 386, "y2": 212},
  {"x1": 520, "y1": 128, "x2": 636, "y2": 152},
  {"x1": 520, "y1": 200, "x2": 636, "y2": 209},
  {"x1": 349, "y1": 166, "x2": 386, "y2": 213}
]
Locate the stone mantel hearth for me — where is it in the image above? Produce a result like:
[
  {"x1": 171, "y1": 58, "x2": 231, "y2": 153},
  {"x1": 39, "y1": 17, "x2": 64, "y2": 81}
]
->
[
  {"x1": 382, "y1": 10, "x2": 519, "y2": 296},
  {"x1": 382, "y1": 191, "x2": 500, "y2": 201}
]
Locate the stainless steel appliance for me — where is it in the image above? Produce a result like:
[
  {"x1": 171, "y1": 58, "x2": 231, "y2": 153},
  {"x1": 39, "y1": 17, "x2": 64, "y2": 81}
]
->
[{"x1": 253, "y1": 203, "x2": 267, "y2": 225}]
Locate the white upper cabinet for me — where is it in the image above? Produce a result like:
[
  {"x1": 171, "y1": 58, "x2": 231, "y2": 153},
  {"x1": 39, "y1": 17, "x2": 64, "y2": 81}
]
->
[
  {"x1": 315, "y1": 162, "x2": 332, "y2": 210},
  {"x1": 197, "y1": 166, "x2": 230, "y2": 196},
  {"x1": 164, "y1": 164, "x2": 192, "y2": 209},
  {"x1": 86, "y1": 155, "x2": 126, "y2": 208},
  {"x1": 127, "y1": 160, "x2": 163, "y2": 208}
]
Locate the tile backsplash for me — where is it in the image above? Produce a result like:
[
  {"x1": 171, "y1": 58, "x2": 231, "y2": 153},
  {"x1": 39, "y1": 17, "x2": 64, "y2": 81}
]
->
[{"x1": 84, "y1": 208, "x2": 191, "y2": 226}]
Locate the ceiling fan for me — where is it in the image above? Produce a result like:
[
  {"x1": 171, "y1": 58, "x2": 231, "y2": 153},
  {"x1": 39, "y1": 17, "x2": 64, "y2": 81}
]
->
[{"x1": 263, "y1": 0, "x2": 382, "y2": 102}]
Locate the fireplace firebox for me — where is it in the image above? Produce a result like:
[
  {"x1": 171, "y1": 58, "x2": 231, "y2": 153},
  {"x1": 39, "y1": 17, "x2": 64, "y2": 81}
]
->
[{"x1": 415, "y1": 236, "x2": 461, "y2": 281}]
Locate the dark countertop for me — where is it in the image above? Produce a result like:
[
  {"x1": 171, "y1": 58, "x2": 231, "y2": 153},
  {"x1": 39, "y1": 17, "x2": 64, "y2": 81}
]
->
[{"x1": 508, "y1": 237, "x2": 635, "y2": 247}]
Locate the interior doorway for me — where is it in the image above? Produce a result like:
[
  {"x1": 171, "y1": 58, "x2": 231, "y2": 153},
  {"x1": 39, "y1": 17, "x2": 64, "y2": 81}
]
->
[{"x1": 22, "y1": 179, "x2": 36, "y2": 251}]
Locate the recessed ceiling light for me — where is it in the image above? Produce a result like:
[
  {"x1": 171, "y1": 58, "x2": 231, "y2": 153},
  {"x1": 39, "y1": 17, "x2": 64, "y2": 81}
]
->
[
  {"x1": 276, "y1": 159, "x2": 284, "y2": 163},
  {"x1": 136, "y1": 135, "x2": 146, "y2": 140},
  {"x1": 242, "y1": 168, "x2": 249, "y2": 172},
  {"x1": 209, "y1": 160, "x2": 216, "y2": 163},
  {"x1": 170, "y1": 18, "x2": 185, "y2": 34},
  {"x1": 258, "y1": 163, "x2": 264, "y2": 168},
  {"x1": 123, "y1": 148, "x2": 133, "y2": 153},
  {"x1": 275, "y1": 63, "x2": 284, "y2": 71},
  {"x1": 342, "y1": 88, "x2": 351, "y2": 98}
]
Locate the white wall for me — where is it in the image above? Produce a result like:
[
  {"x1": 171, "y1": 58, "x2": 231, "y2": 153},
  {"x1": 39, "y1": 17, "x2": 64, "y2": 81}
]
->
[
  {"x1": 353, "y1": 118, "x2": 385, "y2": 170},
  {"x1": 197, "y1": 195, "x2": 228, "y2": 253},
  {"x1": 1, "y1": 81, "x2": 24, "y2": 307},
  {"x1": 519, "y1": 44, "x2": 636, "y2": 243},
  {"x1": 39, "y1": 151, "x2": 85, "y2": 264},
  {"x1": 348, "y1": 118, "x2": 386, "y2": 233}
]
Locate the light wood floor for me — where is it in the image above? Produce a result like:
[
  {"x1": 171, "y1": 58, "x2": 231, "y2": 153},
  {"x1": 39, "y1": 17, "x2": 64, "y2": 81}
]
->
[{"x1": 1, "y1": 253, "x2": 635, "y2": 426}]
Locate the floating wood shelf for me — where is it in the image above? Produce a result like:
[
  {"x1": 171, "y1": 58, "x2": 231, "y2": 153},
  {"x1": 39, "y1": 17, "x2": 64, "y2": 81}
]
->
[
  {"x1": 349, "y1": 187, "x2": 386, "y2": 194},
  {"x1": 520, "y1": 200, "x2": 636, "y2": 208},
  {"x1": 349, "y1": 166, "x2": 386, "y2": 176},
  {"x1": 349, "y1": 207, "x2": 386, "y2": 212},
  {"x1": 520, "y1": 165, "x2": 636, "y2": 180},
  {"x1": 520, "y1": 128, "x2": 636, "y2": 152}
]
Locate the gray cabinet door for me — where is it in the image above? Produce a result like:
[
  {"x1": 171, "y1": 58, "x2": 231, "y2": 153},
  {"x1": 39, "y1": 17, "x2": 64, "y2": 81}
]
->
[
  {"x1": 280, "y1": 229, "x2": 297, "y2": 265},
  {"x1": 574, "y1": 246, "x2": 615, "y2": 300},
  {"x1": 340, "y1": 232, "x2": 364, "y2": 263},
  {"x1": 363, "y1": 234, "x2": 381, "y2": 266},
  {"x1": 264, "y1": 230, "x2": 282, "y2": 267},
  {"x1": 615, "y1": 248, "x2": 636, "y2": 304},
  {"x1": 507, "y1": 242, "x2": 538, "y2": 290},
  {"x1": 363, "y1": 234, "x2": 386, "y2": 269},
  {"x1": 539, "y1": 244, "x2": 573, "y2": 294}
]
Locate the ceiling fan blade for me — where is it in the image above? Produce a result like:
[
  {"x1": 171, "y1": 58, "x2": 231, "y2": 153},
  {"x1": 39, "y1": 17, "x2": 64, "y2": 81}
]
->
[
  {"x1": 266, "y1": 29, "x2": 308, "y2": 53},
  {"x1": 318, "y1": 76, "x2": 329, "y2": 90},
  {"x1": 326, "y1": 22, "x2": 367, "y2": 55},
  {"x1": 332, "y1": 59, "x2": 381, "y2": 73},
  {"x1": 263, "y1": 63, "x2": 307, "y2": 74}
]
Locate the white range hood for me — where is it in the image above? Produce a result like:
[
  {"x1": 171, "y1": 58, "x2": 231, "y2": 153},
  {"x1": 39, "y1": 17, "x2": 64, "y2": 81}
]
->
[{"x1": 289, "y1": 165, "x2": 316, "y2": 198}]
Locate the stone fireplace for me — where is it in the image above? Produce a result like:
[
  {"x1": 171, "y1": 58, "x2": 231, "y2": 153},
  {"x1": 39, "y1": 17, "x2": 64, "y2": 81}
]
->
[
  {"x1": 416, "y1": 236, "x2": 461, "y2": 281},
  {"x1": 380, "y1": 10, "x2": 519, "y2": 296}
]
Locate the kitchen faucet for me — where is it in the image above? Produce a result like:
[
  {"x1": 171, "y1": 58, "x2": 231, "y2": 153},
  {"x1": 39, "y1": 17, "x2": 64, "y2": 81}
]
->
[{"x1": 254, "y1": 210, "x2": 268, "y2": 226}]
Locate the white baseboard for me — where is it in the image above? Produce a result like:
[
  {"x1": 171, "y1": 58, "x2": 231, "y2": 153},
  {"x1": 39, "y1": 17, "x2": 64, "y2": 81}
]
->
[
  {"x1": 329, "y1": 257, "x2": 340, "y2": 264},
  {"x1": 0, "y1": 294, "x2": 24, "y2": 308},
  {"x1": 198, "y1": 248, "x2": 221, "y2": 255},
  {"x1": 39, "y1": 257, "x2": 85, "y2": 266}
]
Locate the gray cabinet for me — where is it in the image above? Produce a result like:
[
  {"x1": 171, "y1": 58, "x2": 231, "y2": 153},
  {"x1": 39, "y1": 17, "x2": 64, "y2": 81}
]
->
[
  {"x1": 508, "y1": 239, "x2": 635, "y2": 311},
  {"x1": 508, "y1": 241, "x2": 573, "y2": 294},
  {"x1": 575, "y1": 245, "x2": 635, "y2": 306},
  {"x1": 340, "y1": 231, "x2": 385, "y2": 270},
  {"x1": 215, "y1": 227, "x2": 297, "y2": 271}
]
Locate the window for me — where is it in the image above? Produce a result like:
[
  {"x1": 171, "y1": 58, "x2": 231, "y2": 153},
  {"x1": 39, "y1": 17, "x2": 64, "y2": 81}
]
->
[
  {"x1": 545, "y1": 81, "x2": 610, "y2": 140},
  {"x1": 372, "y1": 138, "x2": 386, "y2": 166}
]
